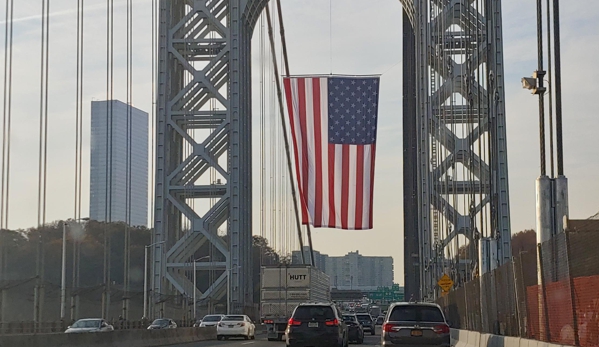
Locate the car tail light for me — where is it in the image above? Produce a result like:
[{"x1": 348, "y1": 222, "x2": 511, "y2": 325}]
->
[
  {"x1": 383, "y1": 323, "x2": 397, "y2": 332},
  {"x1": 264, "y1": 319, "x2": 273, "y2": 324},
  {"x1": 288, "y1": 318, "x2": 301, "y2": 326},
  {"x1": 433, "y1": 324, "x2": 450, "y2": 334},
  {"x1": 325, "y1": 319, "x2": 339, "y2": 326}
]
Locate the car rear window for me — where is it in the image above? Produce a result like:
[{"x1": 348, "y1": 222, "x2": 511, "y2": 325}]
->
[
  {"x1": 293, "y1": 306, "x2": 335, "y2": 320},
  {"x1": 342, "y1": 315, "x2": 356, "y2": 322},
  {"x1": 356, "y1": 314, "x2": 372, "y2": 321},
  {"x1": 224, "y1": 315, "x2": 244, "y2": 321},
  {"x1": 203, "y1": 315, "x2": 222, "y2": 322},
  {"x1": 389, "y1": 306, "x2": 444, "y2": 322}
]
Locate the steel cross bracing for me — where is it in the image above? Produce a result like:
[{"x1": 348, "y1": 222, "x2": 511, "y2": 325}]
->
[
  {"x1": 400, "y1": 0, "x2": 511, "y2": 300},
  {"x1": 154, "y1": 0, "x2": 255, "y2": 317}
]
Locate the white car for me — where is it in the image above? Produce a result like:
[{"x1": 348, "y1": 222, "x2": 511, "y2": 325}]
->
[
  {"x1": 65, "y1": 318, "x2": 114, "y2": 333},
  {"x1": 217, "y1": 315, "x2": 255, "y2": 340},
  {"x1": 196, "y1": 314, "x2": 225, "y2": 327},
  {"x1": 147, "y1": 318, "x2": 177, "y2": 329}
]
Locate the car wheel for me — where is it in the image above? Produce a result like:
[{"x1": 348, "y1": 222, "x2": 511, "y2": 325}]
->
[{"x1": 217, "y1": 335, "x2": 223, "y2": 341}]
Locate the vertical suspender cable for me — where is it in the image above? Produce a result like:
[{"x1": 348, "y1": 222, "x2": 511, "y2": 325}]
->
[
  {"x1": 536, "y1": 0, "x2": 546, "y2": 177},
  {"x1": 0, "y1": 0, "x2": 13, "y2": 326},
  {"x1": 71, "y1": 0, "x2": 85, "y2": 321},
  {"x1": 1, "y1": 0, "x2": 13, "y2": 230},
  {"x1": 122, "y1": 0, "x2": 133, "y2": 320},
  {"x1": 552, "y1": 0, "x2": 564, "y2": 176},
  {"x1": 275, "y1": 0, "x2": 315, "y2": 267},
  {"x1": 103, "y1": 0, "x2": 114, "y2": 320},
  {"x1": 35, "y1": 0, "x2": 51, "y2": 329},
  {"x1": 264, "y1": 7, "x2": 307, "y2": 265},
  {"x1": 545, "y1": 0, "x2": 554, "y2": 178}
]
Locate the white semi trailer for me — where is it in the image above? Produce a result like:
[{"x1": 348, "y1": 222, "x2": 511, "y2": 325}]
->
[{"x1": 260, "y1": 265, "x2": 330, "y2": 341}]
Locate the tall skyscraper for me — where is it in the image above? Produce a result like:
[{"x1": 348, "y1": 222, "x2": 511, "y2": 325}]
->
[{"x1": 90, "y1": 100, "x2": 148, "y2": 226}]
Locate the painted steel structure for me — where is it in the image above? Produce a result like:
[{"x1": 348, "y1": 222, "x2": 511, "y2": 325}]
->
[
  {"x1": 401, "y1": 0, "x2": 512, "y2": 301},
  {"x1": 154, "y1": 0, "x2": 512, "y2": 313}
]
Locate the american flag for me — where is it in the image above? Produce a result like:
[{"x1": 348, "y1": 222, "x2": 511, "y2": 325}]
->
[{"x1": 283, "y1": 75, "x2": 380, "y2": 230}]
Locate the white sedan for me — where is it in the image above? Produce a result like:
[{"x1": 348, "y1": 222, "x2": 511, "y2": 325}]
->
[
  {"x1": 216, "y1": 315, "x2": 255, "y2": 340},
  {"x1": 65, "y1": 318, "x2": 114, "y2": 333}
]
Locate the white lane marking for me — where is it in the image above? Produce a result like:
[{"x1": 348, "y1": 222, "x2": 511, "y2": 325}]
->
[{"x1": 241, "y1": 342, "x2": 255, "y2": 345}]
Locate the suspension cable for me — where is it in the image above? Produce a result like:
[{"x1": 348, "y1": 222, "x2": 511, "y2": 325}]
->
[
  {"x1": 70, "y1": 0, "x2": 85, "y2": 321},
  {"x1": 1, "y1": 0, "x2": 13, "y2": 231},
  {"x1": 34, "y1": 0, "x2": 51, "y2": 328},
  {"x1": 264, "y1": 6, "x2": 309, "y2": 265},
  {"x1": 103, "y1": 0, "x2": 114, "y2": 319},
  {"x1": 276, "y1": 0, "x2": 316, "y2": 266}
]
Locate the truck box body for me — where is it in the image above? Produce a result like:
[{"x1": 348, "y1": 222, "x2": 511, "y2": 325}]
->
[{"x1": 260, "y1": 265, "x2": 330, "y2": 340}]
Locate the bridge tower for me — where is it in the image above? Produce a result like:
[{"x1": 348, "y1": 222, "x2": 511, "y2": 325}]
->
[
  {"x1": 153, "y1": 0, "x2": 258, "y2": 317},
  {"x1": 401, "y1": 0, "x2": 512, "y2": 300}
]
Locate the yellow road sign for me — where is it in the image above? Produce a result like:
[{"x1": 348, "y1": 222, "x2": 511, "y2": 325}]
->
[{"x1": 437, "y1": 274, "x2": 454, "y2": 292}]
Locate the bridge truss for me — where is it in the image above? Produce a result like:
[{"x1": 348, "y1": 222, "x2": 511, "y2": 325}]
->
[
  {"x1": 154, "y1": 0, "x2": 513, "y2": 314},
  {"x1": 401, "y1": 0, "x2": 511, "y2": 300}
]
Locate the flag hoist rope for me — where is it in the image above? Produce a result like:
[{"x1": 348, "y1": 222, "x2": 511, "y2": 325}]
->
[{"x1": 265, "y1": 3, "x2": 315, "y2": 267}]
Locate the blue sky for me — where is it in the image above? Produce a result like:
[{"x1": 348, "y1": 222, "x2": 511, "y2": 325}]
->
[{"x1": 1, "y1": 0, "x2": 598, "y2": 284}]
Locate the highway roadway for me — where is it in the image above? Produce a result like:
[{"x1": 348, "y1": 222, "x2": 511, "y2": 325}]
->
[{"x1": 164, "y1": 327, "x2": 383, "y2": 347}]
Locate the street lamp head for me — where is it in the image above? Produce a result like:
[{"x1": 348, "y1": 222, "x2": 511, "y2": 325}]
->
[
  {"x1": 521, "y1": 77, "x2": 537, "y2": 90},
  {"x1": 146, "y1": 240, "x2": 166, "y2": 248}
]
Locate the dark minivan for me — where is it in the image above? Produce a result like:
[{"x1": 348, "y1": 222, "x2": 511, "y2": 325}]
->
[
  {"x1": 286, "y1": 303, "x2": 349, "y2": 347},
  {"x1": 381, "y1": 302, "x2": 450, "y2": 347}
]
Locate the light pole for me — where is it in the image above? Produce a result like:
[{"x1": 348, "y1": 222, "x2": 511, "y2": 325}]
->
[
  {"x1": 227, "y1": 264, "x2": 241, "y2": 315},
  {"x1": 143, "y1": 240, "x2": 165, "y2": 320},
  {"x1": 192, "y1": 256, "x2": 210, "y2": 321},
  {"x1": 61, "y1": 218, "x2": 88, "y2": 321}
]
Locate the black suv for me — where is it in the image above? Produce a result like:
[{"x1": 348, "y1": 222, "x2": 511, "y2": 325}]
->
[
  {"x1": 381, "y1": 302, "x2": 450, "y2": 347},
  {"x1": 355, "y1": 313, "x2": 375, "y2": 335},
  {"x1": 286, "y1": 303, "x2": 349, "y2": 347},
  {"x1": 342, "y1": 314, "x2": 364, "y2": 344}
]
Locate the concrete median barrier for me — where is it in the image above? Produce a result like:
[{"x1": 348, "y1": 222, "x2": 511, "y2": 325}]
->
[
  {"x1": 0, "y1": 326, "x2": 216, "y2": 347},
  {"x1": 451, "y1": 329, "x2": 571, "y2": 347}
]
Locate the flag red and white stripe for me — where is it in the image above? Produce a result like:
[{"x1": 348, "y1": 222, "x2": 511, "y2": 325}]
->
[{"x1": 283, "y1": 76, "x2": 379, "y2": 230}]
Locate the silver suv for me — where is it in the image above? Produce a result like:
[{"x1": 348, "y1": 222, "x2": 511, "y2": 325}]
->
[{"x1": 381, "y1": 302, "x2": 450, "y2": 347}]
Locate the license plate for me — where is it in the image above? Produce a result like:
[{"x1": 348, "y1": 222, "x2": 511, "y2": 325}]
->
[
  {"x1": 228, "y1": 325, "x2": 234, "y2": 328},
  {"x1": 308, "y1": 322, "x2": 318, "y2": 328},
  {"x1": 411, "y1": 330, "x2": 423, "y2": 337}
]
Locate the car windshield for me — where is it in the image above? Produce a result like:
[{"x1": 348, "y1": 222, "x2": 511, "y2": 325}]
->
[
  {"x1": 293, "y1": 306, "x2": 335, "y2": 320},
  {"x1": 72, "y1": 320, "x2": 101, "y2": 328},
  {"x1": 203, "y1": 315, "x2": 222, "y2": 322},
  {"x1": 223, "y1": 315, "x2": 244, "y2": 321},
  {"x1": 152, "y1": 319, "x2": 170, "y2": 326},
  {"x1": 356, "y1": 314, "x2": 372, "y2": 321},
  {"x1": 389, "y1": 306, "x2": 444, "y2": 322}
]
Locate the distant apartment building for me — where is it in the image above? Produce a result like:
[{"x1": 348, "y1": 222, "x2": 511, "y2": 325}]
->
[
  {"x1": 291, "y1": 247, "x2": 394, "y2": 291},
  {"x1": 326, "y1": 251, "x2": 393, "y2": 291},
  {"x1": 89, "y1": 100, "x2": 148, "y2": 226},
  {"x1": 291, "y1": 246, "x2": 328, "y2": 271}
]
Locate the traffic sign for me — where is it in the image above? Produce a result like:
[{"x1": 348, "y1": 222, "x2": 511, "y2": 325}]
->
[{"x1": 437, "y1": 274, "x2": 454, "y2": 292}]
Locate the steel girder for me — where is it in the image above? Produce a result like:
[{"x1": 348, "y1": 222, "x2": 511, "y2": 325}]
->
[
  {"x1": 403, "y1": 0, "x2": 511, "y2": 300},
  {"x1": 154, "y1": 0, "x2": 255, "y2": 317}
]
